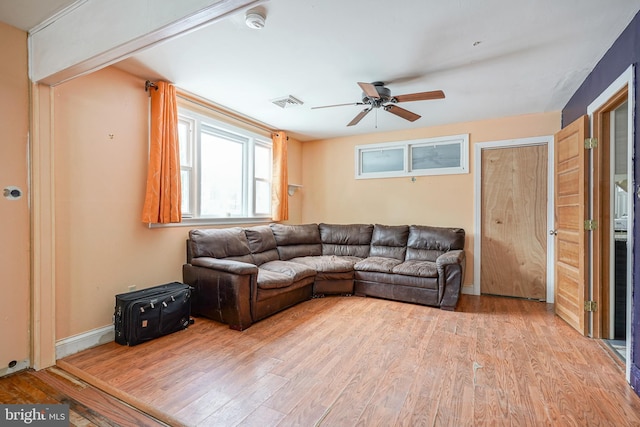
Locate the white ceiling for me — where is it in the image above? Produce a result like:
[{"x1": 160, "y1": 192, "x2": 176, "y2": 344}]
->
[{"x1": 2, "y1": 0, "x2": 640, "y2": 141}]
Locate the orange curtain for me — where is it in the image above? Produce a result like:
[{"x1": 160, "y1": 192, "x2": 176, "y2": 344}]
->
[
  {"x1": 271, "y1": 131, "x2": 289, "y2": 222},
  {"x1": 141, "y1": 82, "x2": 182, "y2": 224}
]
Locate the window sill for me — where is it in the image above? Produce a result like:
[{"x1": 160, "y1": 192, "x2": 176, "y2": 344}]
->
[{"x1": 147, "y1": 216, "x2": 272, "y2": 228}]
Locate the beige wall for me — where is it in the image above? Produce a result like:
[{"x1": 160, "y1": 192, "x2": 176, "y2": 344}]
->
[
  {"x1": 300, "y1": 112, "x2": 561, "y2": 286},
  {"x1": 0, "y1": 22, "x2": 30, "y2": 373},
  {"x1": 45, "y1": 62, "x2": 558, "y2": 341},
  {"x1": 52, "y1": 66, "x2": 303, "y2": 340},
  {"x1": 0, "y1": 49, "x2": 560, "y2": 348}
]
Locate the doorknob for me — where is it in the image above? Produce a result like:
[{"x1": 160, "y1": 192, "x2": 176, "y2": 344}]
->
[{"x1": 549, "y1": 229, "x2": 558, "y2": 235}]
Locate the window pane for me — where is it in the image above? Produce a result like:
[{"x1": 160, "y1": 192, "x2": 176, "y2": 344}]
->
[
  {"x1": 178, "y1": 120, "x2": 190, "y2": 166},
  {"x1": 180, "y1": 170, "x2": 190, "y2": 214},
  {"x1": 361, "y1": 148, "x2": 404, "y2": 173},
  {"x1": 411, "y1": 143, "x2": 461, "y2": 170},
  {"x1": 255, "y1": 180, "x2": 270, "y2": 215},
  {"x1": 200, "y1": 132, "x2": 243, "y2": 216},
  {"x1": 255, "y1": 144, "x2": 271, "y2": 180}
]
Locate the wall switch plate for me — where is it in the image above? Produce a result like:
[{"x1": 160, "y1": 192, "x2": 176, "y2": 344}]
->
[{"x1": 128, "y1": 285, "x2": 136, "y2": 292}]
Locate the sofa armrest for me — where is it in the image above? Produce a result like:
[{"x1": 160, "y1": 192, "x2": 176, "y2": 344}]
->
[
  {"x1": 191, "y1": 257, "x2": 258, "y2": 275},
  {"x1": 183, "y1": 263, "x2": 255, "y2": 330},
  {"x1": 436, "y1": 250, "x2": 466, "y2": 311}
]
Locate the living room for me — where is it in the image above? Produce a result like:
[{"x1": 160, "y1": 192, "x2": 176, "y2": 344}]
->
[{"x1": 2, "y1": 0, "x2": 640, "y2": 424}]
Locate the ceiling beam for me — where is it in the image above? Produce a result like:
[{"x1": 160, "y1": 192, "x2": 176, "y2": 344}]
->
[{"x1": 30, "y1": 0, "x2": 262, "y2": 85}]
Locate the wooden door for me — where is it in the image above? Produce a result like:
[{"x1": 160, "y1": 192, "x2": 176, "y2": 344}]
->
[
  {"x1": 554, "y1": 115, "x2": 589, "y2": 335},
  {"x1": 481, "y1": 144, "x2": 547, "y2": 299}
]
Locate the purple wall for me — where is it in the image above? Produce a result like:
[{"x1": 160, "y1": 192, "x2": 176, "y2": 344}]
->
[{"x1": 562, "y1": 10, "x2": 640, "y2": 393}]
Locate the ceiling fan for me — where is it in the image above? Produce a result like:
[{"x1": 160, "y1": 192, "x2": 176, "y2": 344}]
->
[{"x1": 312, "y1": 81, "x2": 445, "y2": 127}]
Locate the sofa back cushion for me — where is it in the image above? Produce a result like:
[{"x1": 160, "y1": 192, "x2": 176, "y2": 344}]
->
[
  {"x1": 244, "y1": 225, "x2": 279, "y2": 265},
  {"x1": 405, "y1": 225, "x2": 466, "y2": 262},
  {"x1": 270, "y1": 223, "x2": 322, "y2": 260},
  {"x1": 188, "y1": 228, "x2": 254, "y2": 263},
  {"x1": 319, "y1": 223, "x2": 373, "y2": 258},
  {"x1": 369, "y1": 224, "x2": 409, "y2": 260}
]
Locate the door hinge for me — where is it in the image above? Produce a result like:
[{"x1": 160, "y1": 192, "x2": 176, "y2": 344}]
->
[
  {"x1": 585, "y1": 301, "x2": 598, "y2": 312},
  {"x1": 584, "y1": 219, "x2": 598, "y2": 230},
  {"x1": 584, "y1": 137, "x2": 598, "y2": 149}
]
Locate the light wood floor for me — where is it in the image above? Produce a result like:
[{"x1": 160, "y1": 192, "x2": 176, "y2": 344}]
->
[{"x1": 57, "y1": 295, "x2": 640, "y2": 426}]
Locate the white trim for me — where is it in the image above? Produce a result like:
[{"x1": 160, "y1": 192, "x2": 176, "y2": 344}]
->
[
  {"x1": 55, "y1": 325, "x2": 114, "y2": 360},
  {"x1": 462, "y1": 284, "x2": 475, "y2": 295},
  {"x1": 586, "y1": 64, "x2": 635, "y2": 382},
  {"x1": 29, "y1": 0, "x2": 89, "y2": 34},
  {"x1": 0, "y1": 359, "x2": 30, "y2": 377},
  {"x1": 587, "y1": 66, "x2": 634, "y2": 116},
  {"x1": 473, "y1": 135, "x2": 555, "y2": 300}
]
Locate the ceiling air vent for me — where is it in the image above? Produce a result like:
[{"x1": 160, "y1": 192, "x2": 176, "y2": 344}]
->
[{"x1": 271, "y1": 95, "x2": 304, "y2": 109}]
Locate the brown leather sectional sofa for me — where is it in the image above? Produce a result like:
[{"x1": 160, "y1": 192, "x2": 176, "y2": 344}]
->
[{"x1": 183, "y1": 223, "x2": 465, "y2": 330}]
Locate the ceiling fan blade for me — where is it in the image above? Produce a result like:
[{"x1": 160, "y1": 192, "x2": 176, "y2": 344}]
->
[
  {"x1": 385, "y1": 105, "x2": 421, "y2": 122},
  {"x1": 311, "y1": 102, "x2": 364, "y2": 109},
  {"x1": 357, "y1": 82, "x2": 380, "y2": 99},
  {"x1": 393, "y1": 90, "x2": 445, "y2": 103},
  {"x1": 347, "y1": 108, "x2": 372, "y2": 126}
]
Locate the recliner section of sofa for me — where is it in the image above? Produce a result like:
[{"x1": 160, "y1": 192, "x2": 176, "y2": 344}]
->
[
  {"x1": 354, "y1": 224, "x2": 465, "y2": 311},
  {"x1": 183, "y1": 223, "x2": 465, "y2": 330}
]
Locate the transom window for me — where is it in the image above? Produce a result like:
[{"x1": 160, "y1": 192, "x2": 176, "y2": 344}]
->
[
  {"x1": 178, "y1": 106, "x2": 272, "y2": 223},
  {"x1": 355, "y1": 134, "x2": 469, "y2": 179}
]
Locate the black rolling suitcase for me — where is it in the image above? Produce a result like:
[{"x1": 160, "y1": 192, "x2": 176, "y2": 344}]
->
[{"x1": 114, "y1": 282, "x2": 193, "y2": 346}]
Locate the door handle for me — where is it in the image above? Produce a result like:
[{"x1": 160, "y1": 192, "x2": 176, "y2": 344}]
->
[{"x1": 549, "y1": 229, "x2": 558, "y2": 236}]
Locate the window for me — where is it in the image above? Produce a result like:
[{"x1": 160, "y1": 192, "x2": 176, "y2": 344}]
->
[
  {"x1": 178, "y1": 106, "x2": 272, "y2": 223},
  {"x1": 355, "y1": 134, "x2": 469, "y2": 179}
]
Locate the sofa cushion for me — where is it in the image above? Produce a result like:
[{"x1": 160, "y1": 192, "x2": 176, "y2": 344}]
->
[
  {"x1": 189, "y1": 228, "x2": 253, "y2": 263},
  {"x1": 256, "y1": 269, "x2": 294, "y2": 289},
  {"x1": 405, "y1": 225, "x2": 465, "y2": 262},
  {"x1": 245, "y1": 225, "x2": 279, "y2": 266},
  {"x1": 392, "y1": 260, "x2": 438, "y2": 278},
  {"x1": 369, "y1": 224, "x2": 409, "y2": 260},
  {"x1": 257, "y1": 259, "x2": 317, "y2": 290},
  {"x1": 270, "y1": 223, "x2": 322, "y2": 260},
  {"x1": 355, "y1": 271, "x2": 438, "y2": 290},
  {"x1": 319, "y1": 223, "x2": 373, "y2": 258},
  {"x1": 354, "y1": 256, "x2": 403, "y2": 273},
  {"x1": 290, "y1": 255, "x2": 361, "y2": 273}
]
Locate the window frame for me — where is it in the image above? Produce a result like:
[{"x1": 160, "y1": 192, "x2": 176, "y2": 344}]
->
[
  {"x1": 177, "y1": 106, "x2": 273, "y2": 225},
  {"x1": 354, "y1": 134, "x2": 469, "y2": 180}
]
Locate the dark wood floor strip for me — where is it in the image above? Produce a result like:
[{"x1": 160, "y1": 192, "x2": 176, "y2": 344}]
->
[{"x1": 0, "y1": 368, "x2": 168, "y2": 427}]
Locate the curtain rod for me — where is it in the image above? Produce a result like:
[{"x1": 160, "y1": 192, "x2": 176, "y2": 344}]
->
[
  {"x1": 176, "y1": 92, "x2": 276, "y2": 135},
  {"x1": 144, "y1": 80, "x2": 282, "y2": 137},
  {"x1": 145, "y1": 80, "x2": 158, "y2": 92}
]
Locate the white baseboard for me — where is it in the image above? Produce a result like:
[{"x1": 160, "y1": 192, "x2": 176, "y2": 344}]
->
[
  {"x1": 0, "y1": 358, "x2": 30, "y2": 377},
  {"x1": 462, "y1": 284, "x2": 478, "y2": 295},
  {"x1": 56, "y1": 325, "x2": 114, "y2": 360}
]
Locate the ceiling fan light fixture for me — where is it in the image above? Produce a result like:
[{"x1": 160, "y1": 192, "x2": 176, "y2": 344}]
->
[{"x1": 245, "y1": 11, "x2": 266, "y2": 29}]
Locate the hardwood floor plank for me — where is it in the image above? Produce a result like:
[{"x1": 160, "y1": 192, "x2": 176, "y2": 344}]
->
[
  {"x1": 0, "y1": 368, "x2": 167, "y2": 427},
  {"x1": 54, "y1": 295, "x2": 640, "y2": 427}
]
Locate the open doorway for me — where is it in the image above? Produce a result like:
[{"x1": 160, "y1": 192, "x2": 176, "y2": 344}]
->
[
  {"x1": 602, "y1": 98, "x2": 630, "y2": 359},
  {"x1": 588, "y1": 68, "x2": 634, "y2": 377}
]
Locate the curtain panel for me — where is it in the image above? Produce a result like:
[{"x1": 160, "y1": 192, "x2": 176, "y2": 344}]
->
[
  {"x1": 141, "y1": 81, "x2": 182, "y2": 224},
  {"x1": 271, "y1": 131, "x2": 288, "y2": 222}
]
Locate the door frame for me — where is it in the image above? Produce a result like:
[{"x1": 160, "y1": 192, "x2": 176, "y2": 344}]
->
[
  {"x1": 473, "y1": 135, "x2": 555, "y2": 301},
  {"x1": 587, "y1": 65, "x2": 635, "y2": 381}
]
